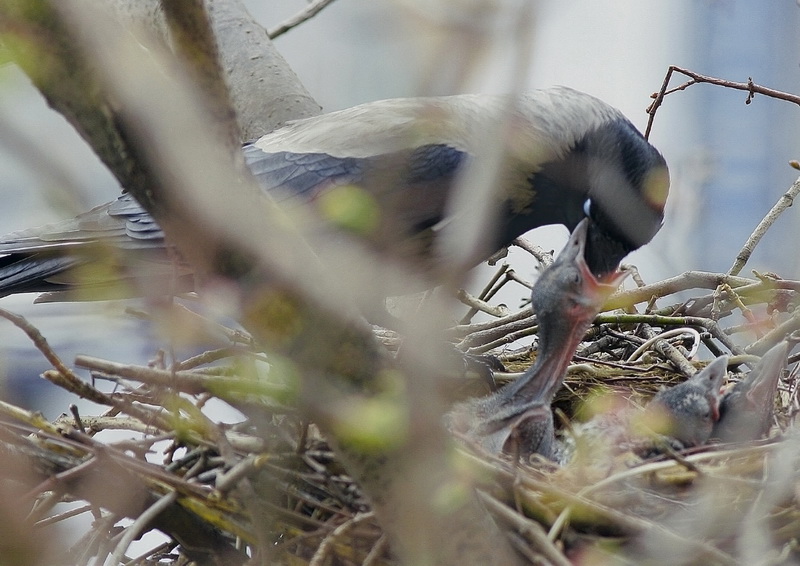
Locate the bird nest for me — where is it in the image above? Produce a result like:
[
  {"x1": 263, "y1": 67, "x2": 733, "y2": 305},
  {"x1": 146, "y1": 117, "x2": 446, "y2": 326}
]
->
[{"x1": 2, "y1": 182, "x2": 800, "y2": 565}]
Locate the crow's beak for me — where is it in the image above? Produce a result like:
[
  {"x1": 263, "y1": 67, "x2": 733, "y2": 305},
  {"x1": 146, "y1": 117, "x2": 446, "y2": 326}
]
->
[{"x1": 566, "y1": 218, "x2": 628, "y2": 306}]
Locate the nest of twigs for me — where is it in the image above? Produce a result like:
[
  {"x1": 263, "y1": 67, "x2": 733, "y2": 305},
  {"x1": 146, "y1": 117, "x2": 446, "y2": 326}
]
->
[{"x1": 2, "y1": 180, "x2": 800, "y2": 566}]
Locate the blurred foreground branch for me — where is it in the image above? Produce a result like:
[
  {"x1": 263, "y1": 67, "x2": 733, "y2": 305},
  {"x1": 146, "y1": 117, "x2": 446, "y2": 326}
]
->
[
  {"x1": 1, "y1": 2, "x2": 800, "y2": 566},
  {"x1": 0, "y1": 1, "x2": 522, "y2": 565}
]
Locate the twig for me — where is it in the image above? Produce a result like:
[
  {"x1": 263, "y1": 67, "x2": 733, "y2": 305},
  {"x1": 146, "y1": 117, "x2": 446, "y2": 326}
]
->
[
  {"x1": 69, "y1": 404, "x2": 86, "y2": 434},
  {"x1": 513, "y1": 236, "x2": 554, "y2": 268},
  {"x1": 0, "y1": 307, "x2": 179, "y2": 429},
  {"x1": 53, "y1": 414, "x2": 162, "y2": 435},
  {"x1": 0, "y1": 399, "x2": 61, "y2": 434},
  {"x1": 74, "y1": 355, "x2": 289, "y2": 400},
  {"x1": 32, "y1": 503, "x2": 93, "y2": 528},
  {"x1": 627, "y1": 326, "x2": 701, "y2": 377},
  {"x1": 106, "y1": 490, "x2": 177, "y2": 566},
  {"x1": 506, "y1": 268, "x2": 534, "y2": 290},
  {"x1": 455, "y1": 313, "x2": 537, "y2": 350},
  {"x1": 660, "y1": 442, "x2": 704, "y2": 475},
  {"x1": 604, "y1": 271, "x2": 755, "y2": 311},
  {"x1": 174, "y1": 346, "x2": 269, "y2": 371},
  {"x1": 215, "y1": 453, "x2": 269, "y2": 494},
  {"x1": 449, "y1": 307, "x2": 533, "y2": 341},
  {"x1": 0, "y1": 307, "x2": 79, "y2": 387},
  {"x1": 455, "y1": 288, "x2": 511, "y2": 318},
  {"x1": 362, "y1": 534, "x2": 389, "y2": 566},
  {"x1": 728, "y1": 176, "x2": 800, "y2": 276},
  {"x1": 716, "y1": 283, "x2": 759, "y2": 330},
  {"x1": 626, "y1": 327, "x2": 701, "y2": 363},
  {"x1": 646, "y1": 66, "x2": 800, "y2": 138},
  {"x1": 478, "y1": 491, "x2": 571, "y2": 566},
  {"x1": 309, "y1": 511, "x2": 375, "y2": 566},
  {"x1": 459, "y1": 263, "x2": 510, "y2": 324},
  {"x1": 268, "y1": 0, "x2": 339, "y2": 39},
  {"x1": 465, "y1": 324, "x2": 539, "y2": 354}
]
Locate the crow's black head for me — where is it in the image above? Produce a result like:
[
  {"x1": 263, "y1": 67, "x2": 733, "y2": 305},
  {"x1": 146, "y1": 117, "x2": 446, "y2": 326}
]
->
[{"x1": 581, "y1": 118, "x2": 669, "y2": 276}]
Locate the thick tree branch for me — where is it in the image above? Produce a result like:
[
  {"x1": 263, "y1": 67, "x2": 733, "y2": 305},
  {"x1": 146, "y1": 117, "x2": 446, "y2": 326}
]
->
[{"x1": 103, "y1": 0, "x2": 321, "y2": 138}]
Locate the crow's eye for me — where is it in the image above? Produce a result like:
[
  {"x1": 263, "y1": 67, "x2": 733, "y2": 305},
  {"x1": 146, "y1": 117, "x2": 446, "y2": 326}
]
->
[{"x1": 583, "y1": 198, "x2": 593, "y2": 219}]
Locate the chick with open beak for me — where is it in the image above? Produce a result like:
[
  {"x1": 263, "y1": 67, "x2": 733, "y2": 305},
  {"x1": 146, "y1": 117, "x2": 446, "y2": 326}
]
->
[{"x1": 447, "y1": 218, "x2": 626, "y2": 460}]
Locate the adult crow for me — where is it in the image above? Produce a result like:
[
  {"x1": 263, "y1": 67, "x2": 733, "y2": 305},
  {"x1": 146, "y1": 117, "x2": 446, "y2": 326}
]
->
[{"x1": 0, "y1": 87, "x2": 668, "y2": 301}]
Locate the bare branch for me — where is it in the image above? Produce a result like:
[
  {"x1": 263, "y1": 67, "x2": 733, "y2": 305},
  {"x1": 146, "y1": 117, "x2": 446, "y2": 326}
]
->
[
  {"x1": 104, "y1": 0, "x2": 321, "y2": 137},
  {"x1": 646, "y1": 65, "x2": 800, "y2": 139},
  {"x1": 268, "y1": 0, "x2": 338, "y2": 39},
  {"x1": 728, "y1": 175, "x2": 800, "y2": 276}
]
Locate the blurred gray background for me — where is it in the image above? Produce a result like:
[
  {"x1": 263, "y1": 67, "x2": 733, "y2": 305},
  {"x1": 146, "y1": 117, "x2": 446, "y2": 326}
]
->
[{"x1": 0, "y1": 0, "x2": 798, "y2": 416}]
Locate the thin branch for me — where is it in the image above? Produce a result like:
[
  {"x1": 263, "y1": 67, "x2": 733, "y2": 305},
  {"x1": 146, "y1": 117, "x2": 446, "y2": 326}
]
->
[
  {"x1": 268, "y1": 0, "x2": 339, "y2": 39},
  {"x1": 0, "y1": 307, "x2": 77, "y2": 385},
  {"x1": 309, "y1": 511, "x2": 376, "y2": 566},
  {"x1": 455, "y1": 288, "x2": 511, "y2": 319},
  {"x1": 74, "y1": 354, "x2": 290, "y2": 399},
  {"x1": 646, "y1": 65, "x2": 800, "y2": 138},
  {"x1": 604, "y1": 271, "x2": 763, "y2": 311},
  {"x1": 626, "y1": 327, "x2": 701, "y2": 375},
  {"x1": 512, "y1": 236, "x2": 554, "y2": 268},
  {"x1": 728, "y1": 176, "x2": 800, "y2": 276},
  {"x1": 477, "y1": 491, "x2": 571, "y2": 566},
  {"x1": 459, "y1": 263, "x2": 510, "y2": 324},
  {"x1": 455, "y1": 312, "x2": 536, "y2": 350},
  {"x1": 107, "y1": 490, "x2": 178, "y2": 566}
]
